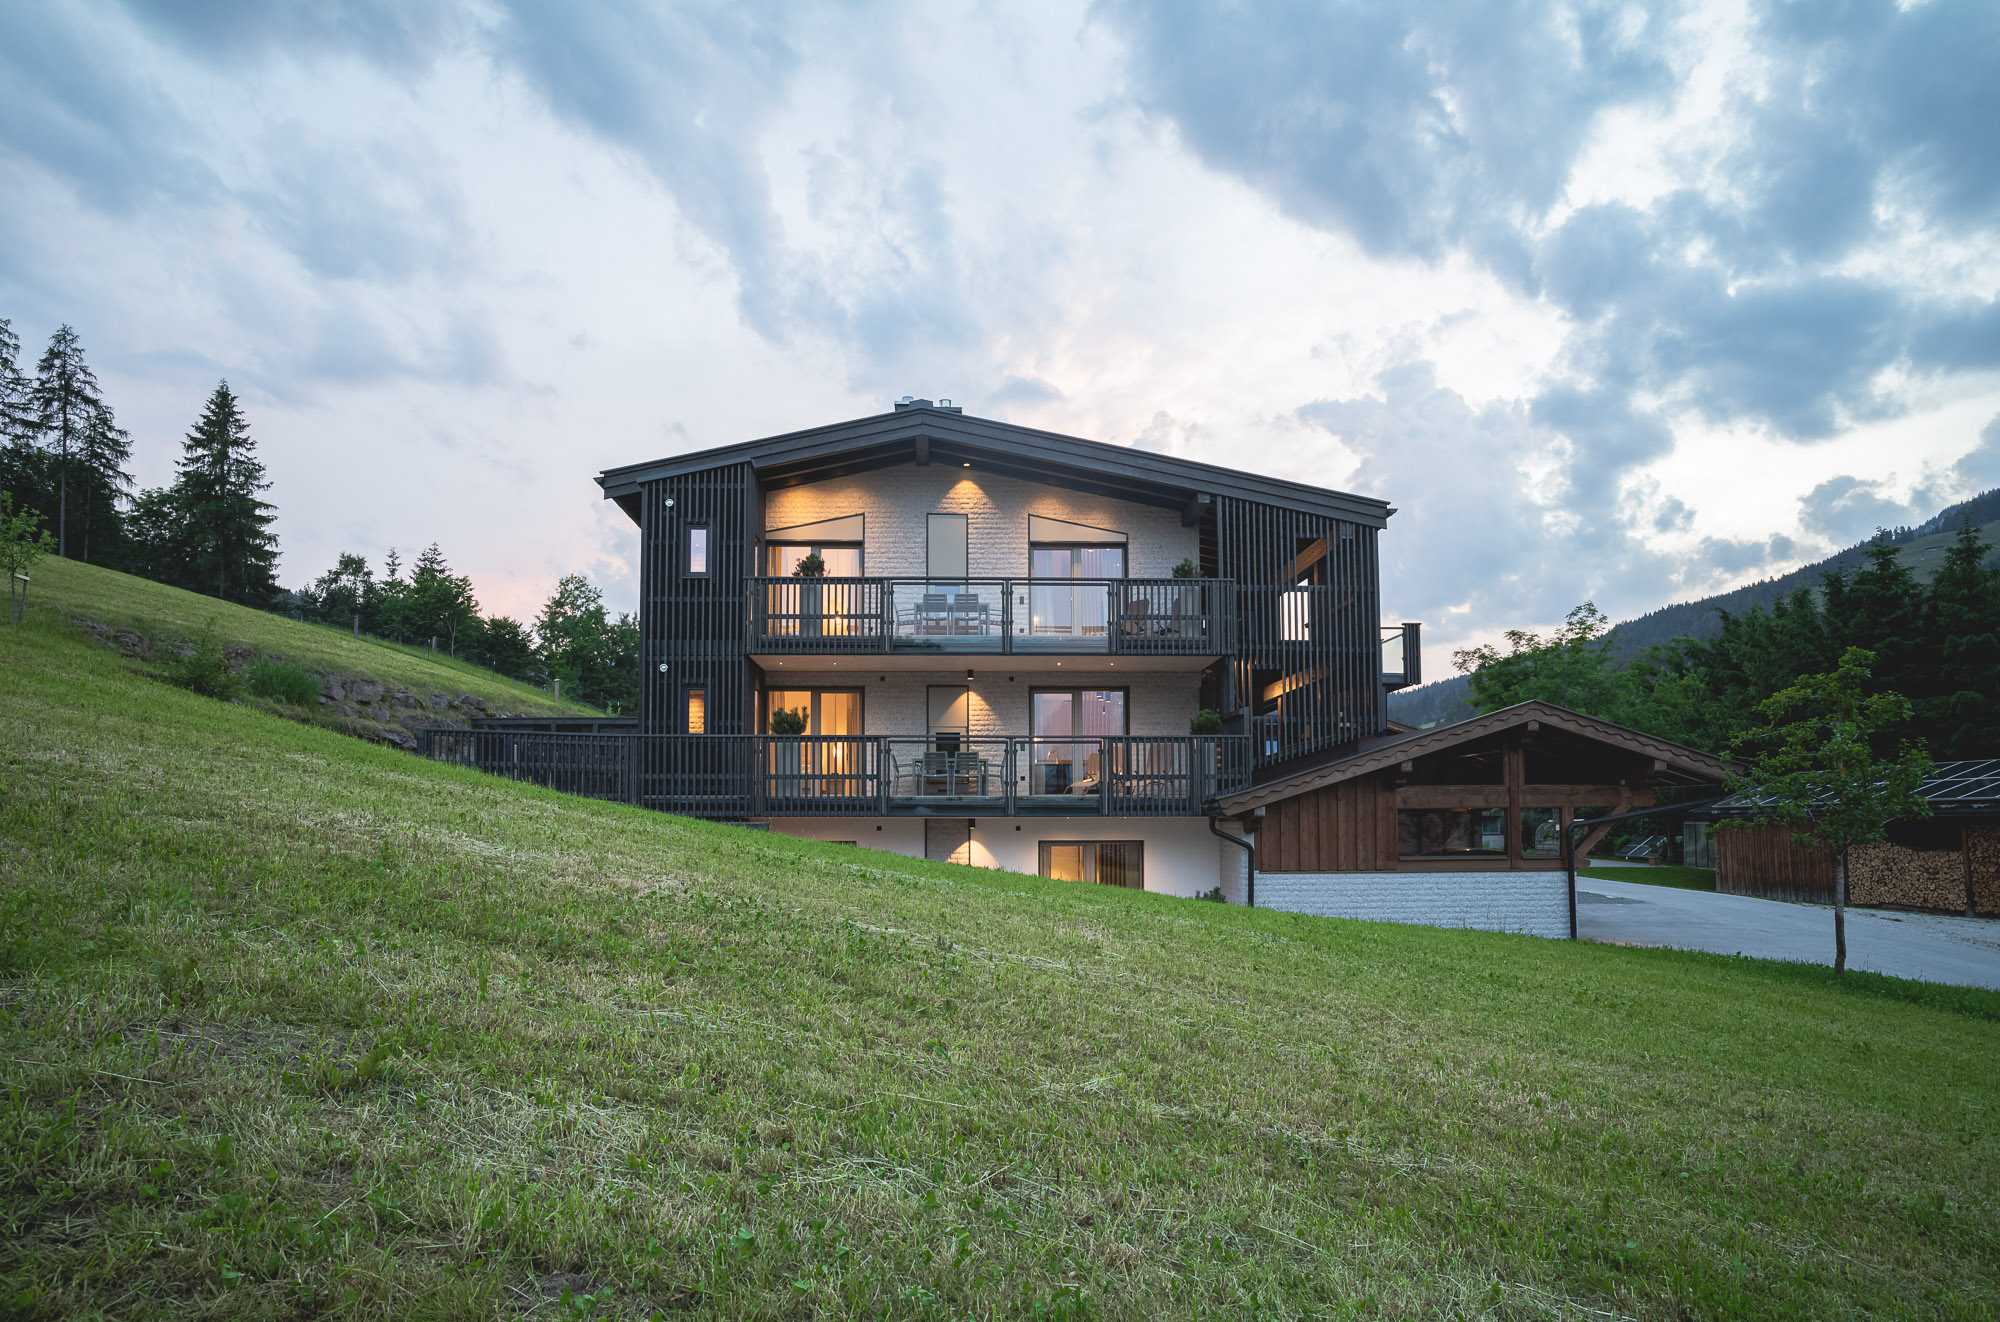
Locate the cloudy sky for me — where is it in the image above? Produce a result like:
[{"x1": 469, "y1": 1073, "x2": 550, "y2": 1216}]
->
[{"x1": 3, "y1": 0, "x2": 1996, "y2": 650}]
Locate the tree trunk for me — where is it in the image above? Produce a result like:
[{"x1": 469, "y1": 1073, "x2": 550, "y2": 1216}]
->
[{"x1": 1833, "y1": 847, "x2": 1848, "y2": 976}]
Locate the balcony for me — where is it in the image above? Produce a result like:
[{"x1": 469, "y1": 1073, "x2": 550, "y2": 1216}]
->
[
  {"x1": 418, "y1": 730, "x2": 1250, "y2": 820},
  {"x1": 747, "y1": 577, "x2": 1232, "y2": 657}
]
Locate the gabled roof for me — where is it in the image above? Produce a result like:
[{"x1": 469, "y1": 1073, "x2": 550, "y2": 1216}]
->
[
  {"x1": 1222, "y1": 700, "x2": 1735, "y2": 813},
  {"x1": 597, "y1": 404, "x2": 1393, "y2": 527}
]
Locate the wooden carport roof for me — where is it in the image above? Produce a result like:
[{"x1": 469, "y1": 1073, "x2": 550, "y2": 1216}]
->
[{"x1": 1221, "y1": 700, "x2": 1734, "y2": 815}]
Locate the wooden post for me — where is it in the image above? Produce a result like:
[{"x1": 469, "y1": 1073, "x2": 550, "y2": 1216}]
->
[{"x1": 1504, "y1": 740, "x2": 1524, "y2": 869}]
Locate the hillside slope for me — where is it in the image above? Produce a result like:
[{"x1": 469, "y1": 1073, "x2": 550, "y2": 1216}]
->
[
  {"x1": 20, "y1": 556, "x2": 597, "y2": 741},
  {"x1": 1391, "y1": 487, "x2": 2000, "y2": 727},
  {"x1": 2, "y1": 598, "x2": 1996, "y2": 1318}
]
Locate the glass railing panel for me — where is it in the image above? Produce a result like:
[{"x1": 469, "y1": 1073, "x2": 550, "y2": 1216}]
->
[
  {"x1": 882, "y1": 737, "x2": 1010, "y2": 801},
  {"x1": 1113, "y1": 580, "x2": 1213, "y2": 649},
  {"x1": 886, "y1": 580, "x2": 1006, "y2": 652},
  {"x1": 1011, "y1": 581, "x2": 1114, "y2": 652}
]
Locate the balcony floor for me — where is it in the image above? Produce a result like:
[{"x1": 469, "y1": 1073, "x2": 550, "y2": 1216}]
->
[{"x1": 751, "y1": 652, "x2": 1216, "y2": 673}]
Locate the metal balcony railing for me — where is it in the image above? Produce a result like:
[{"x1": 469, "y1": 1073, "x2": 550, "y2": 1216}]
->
[
  {"x1": 418, "y1": 730, "x2": 1251, "y2": 819},
  {"x1": 747, "y1": 577, "x2": 1233, "y2": 655}
]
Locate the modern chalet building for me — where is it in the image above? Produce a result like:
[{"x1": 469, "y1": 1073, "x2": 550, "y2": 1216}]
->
[{"x1": 429, "y1": 398, "x2": 1422, "y2": 897}]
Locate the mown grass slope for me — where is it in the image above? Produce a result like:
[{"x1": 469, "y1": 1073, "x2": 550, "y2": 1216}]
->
[
  {"x1": 2, "y1": 591, "x2": 1996, "y2": 1320},
  {"x1": 20, "y1": 555, "x2": 594, "y2": 716}
]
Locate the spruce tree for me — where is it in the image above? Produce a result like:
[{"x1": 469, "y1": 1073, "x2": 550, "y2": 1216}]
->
[
  {"x1": 77, "y1": 399, "x2": 133, "y2": 565},
  {"x1": 1920, "y1": 519, "x2": 2000, "y2": 757},
  {"x1": 171, "y1": 381, "x2": 280, "y2": 606},
  {"x1": 30, "y1": 324, "x2": 106, "y2": 559},
  {"x1": 0, "y1": 319, "x2": 47, "y2": 526}
]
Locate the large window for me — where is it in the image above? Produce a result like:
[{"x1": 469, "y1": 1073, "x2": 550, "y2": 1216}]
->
[
  {"x1": 1028, "y1": 689, "x2": 1125, "y2": 795},
  {"x1": 765, "y1": 688, "x2": 864, "y2": 797},
  {"x1": 1398, "y1": 808, "x2": 1507, "y2": 858},
  {"x1": 1039, "y1": 841, "x2": 1144, "y2": 889}
]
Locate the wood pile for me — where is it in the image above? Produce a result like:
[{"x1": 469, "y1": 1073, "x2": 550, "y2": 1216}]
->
[
  {"x1": 1971, "y1": 826, "x2": 2000, "y2": 917},
  {"x1": 1849, "y1": 839, "x2": 1967, "y2": 911}
]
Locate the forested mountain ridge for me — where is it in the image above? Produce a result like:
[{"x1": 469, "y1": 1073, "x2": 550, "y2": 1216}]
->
[{"x1": 1390, "y1": 486, "x2": 2000, "y2": 728}]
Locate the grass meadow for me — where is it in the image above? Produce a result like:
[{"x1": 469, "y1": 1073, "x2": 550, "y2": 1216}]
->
[{"x1": 2, "y1": 574, "x2": 1996, "y2": 1319}]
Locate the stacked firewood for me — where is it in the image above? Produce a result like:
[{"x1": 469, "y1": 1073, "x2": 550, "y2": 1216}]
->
[
  {"x1": 1848, "y1": 840, "x2": 1968, "y2": 911},
  {"x1": 1970, "y1": 826, "x2": 2000, "y2": 917}
]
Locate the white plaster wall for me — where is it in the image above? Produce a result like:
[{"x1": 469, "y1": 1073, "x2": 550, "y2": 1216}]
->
[
  {"x1": 762, "y1": 465, "x2": 1198, "y2": 579},
  {"x1": 768, "y1": 816, "x2": 1230, "y2": 897},
  {"x1": 766, "y1": 669, "x2": 1200, "y2": 739},
  {"x1": 1253, "y1": 871, "x2": 1570, "y2": 939}
]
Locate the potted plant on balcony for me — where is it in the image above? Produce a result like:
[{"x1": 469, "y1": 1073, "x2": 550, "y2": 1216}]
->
[
  {"x1": 1188, "y1": 708, "x2": 1223, "y2": 735},
  {"x1": 793, "y1": 552, "x2": 826, "y2": 636},
  {"x1": 1170, "y1": 558, "x2": 1202, "y2": 641},
  {"x1": 770, "y1": 706, "x2": 808, "y2": 796}
]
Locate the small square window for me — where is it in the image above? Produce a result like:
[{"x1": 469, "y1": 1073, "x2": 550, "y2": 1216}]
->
[{"x1": 687, "y1": 526, "x2": 710, "y2": 575}]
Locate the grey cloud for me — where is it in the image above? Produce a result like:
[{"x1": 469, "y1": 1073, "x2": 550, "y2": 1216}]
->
[
  {"x1": 1111, "y1": 0, "x2": 2000, "y2": 452},
  {"x1": 1103, "y1": 0, "x2": 1673, "y2": 275},
  {"x1": 0, "y1": 6, "x2": 217, "y2": 213},
  {"x1": 1798, "y1": 474, "x2": 1915, "y2": 544},
  {"x1": 247, "y1": 130, "x2": 472, "y2": 283},
  {"x1": 1956, "y1": 416, "x2": 2000, "y2": 492},
  {"x1": 1300, "y1": 362, "x2": 1681, "y2": 634},
  {"x1": 117, "y1": 0, "x2": 463, "y2": 74}
]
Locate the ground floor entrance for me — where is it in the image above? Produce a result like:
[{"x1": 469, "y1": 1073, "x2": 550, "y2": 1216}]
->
[{"x1": 762, "y1": 815, "x2": 1233, "y2": 897}]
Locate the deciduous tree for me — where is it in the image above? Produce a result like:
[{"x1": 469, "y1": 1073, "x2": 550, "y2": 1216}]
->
[{"x1": 1721, "y1": 648, "x2": 1932, "y2": 975}]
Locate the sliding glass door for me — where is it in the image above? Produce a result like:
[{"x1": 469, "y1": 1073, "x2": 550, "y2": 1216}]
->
[{"x1": 1027, "y1": 689, "x2": 1125, "y2": 795}]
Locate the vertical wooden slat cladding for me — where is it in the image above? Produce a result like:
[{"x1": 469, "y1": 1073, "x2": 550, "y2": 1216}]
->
[
  {"x1": 1217, "y1": 495, "x2": 1386, "y2": 773},
  {"x1": 1715, "y1": 826, "x2": 1837, "y2": 903},
  {"x1": 637, "y1": 463, "x2": 754, "y2": 812},
  {"x1": 1260, "y1": 778, "x2": 1395, "y2": 871},
  {"x1": 639, "y1": 462, "x2": 753, "y2": 735}
]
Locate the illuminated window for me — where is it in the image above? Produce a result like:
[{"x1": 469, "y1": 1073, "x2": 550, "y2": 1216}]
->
[
  {"x1": 687, "y1": 526, "x2": 709, "y2": 576},
  {"x1": 1038, "y1": 841, "x2": 1144, "y2": 888},
  {"x1": 685, "y1": 687, "x2": 706, "y2": 734}
]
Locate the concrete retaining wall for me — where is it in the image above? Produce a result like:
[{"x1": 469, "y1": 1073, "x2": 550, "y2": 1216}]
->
[{"x1": 1254, "y1": 870, "x2": 1570, "y2": 939}]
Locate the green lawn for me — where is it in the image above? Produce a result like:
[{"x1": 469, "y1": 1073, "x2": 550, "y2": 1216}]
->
[
  {"x1": 2, "y1": 589, "x2": 1997, "y2": 1319},
  {"x1": 17, "y1": 554, "x2": 597, "y2": 717},
  {"x1": 1579, "y1": 866, "x2": 1718, "y2": 893}
]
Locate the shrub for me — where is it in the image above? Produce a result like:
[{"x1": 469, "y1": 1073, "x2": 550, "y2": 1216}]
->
[
  {"x1": 164, "y1": 626, "x2": 241, "y2": 700},
  {"x1": 770, "y1": 707, "x2": 809, "y2": 735},
  {"x1": 1188, "y1": 708, "x2": 1223, "y2": 735},
  {"x1": 1171, "y1": 557, "x2": 1198, "y2": 579},
  {"x1": 245, "y1": 657, "x2": 320, "y2": 707}
]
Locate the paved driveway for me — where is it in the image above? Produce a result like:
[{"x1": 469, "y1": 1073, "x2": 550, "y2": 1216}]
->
[{"x1": 1576, "y1": 877, "x2": 2000, "y2": 990}]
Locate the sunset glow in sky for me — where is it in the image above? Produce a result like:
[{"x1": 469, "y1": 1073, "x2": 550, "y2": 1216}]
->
[{"x1": 4, "y1": 0, "x2": 1996, "y2": 649}]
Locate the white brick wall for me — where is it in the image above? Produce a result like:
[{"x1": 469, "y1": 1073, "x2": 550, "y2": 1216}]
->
[
  {"x1": 1252, "y1": 871, "x2": 1571, "y2": 939},
  {"x1": 765, "y1": 669, "x2": 1200, "y2": 739},
  {"x1": 762, "y1": 465, "x2": 1198, "y2": 578}
]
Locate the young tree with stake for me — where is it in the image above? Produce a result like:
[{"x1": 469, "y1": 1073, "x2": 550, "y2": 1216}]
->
[{"x1": 1721, "y1": 647, "x2": 1932, "y2": 975}]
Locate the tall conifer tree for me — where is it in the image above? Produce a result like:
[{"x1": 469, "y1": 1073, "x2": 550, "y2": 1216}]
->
[
  {"x1": 30, "y1": 324, "x2": 106, "y2": 558},
  {"x1": 171, "y1": 381, "x2": 280, "y2": 606},
  {"x1": 1921, "y1": 519, "x2": 2000, "y2": 757},
  {"x1": 77, "y1": 399, "x2": 133, "y2": 564},
  {"x1": 0, "y1": 319, "x2": 46, "y2": 522}
]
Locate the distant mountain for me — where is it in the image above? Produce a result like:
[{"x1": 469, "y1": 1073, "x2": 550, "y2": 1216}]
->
[{"x1": 1388, "y1": 486, "x2": 2000, "y2": 729}]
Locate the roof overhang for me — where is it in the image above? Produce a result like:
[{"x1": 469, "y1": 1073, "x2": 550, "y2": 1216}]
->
[
  {"x1": 1222, "y1": 700, "x2": 1735, "y2": 815},
  {"x1": 597, "y1": 406, "x2": 1394, "y2": 528}
]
